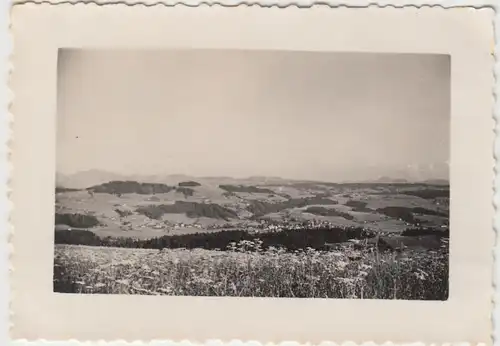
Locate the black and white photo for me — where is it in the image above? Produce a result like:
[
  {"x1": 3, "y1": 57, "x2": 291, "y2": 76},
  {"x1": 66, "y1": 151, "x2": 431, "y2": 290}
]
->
[
  {"x1": 10, "y1": 5, "x2": 495, "y2": 343},
  {"x1": 54, "y1": 49, "x2": 450, "y2": 300}
]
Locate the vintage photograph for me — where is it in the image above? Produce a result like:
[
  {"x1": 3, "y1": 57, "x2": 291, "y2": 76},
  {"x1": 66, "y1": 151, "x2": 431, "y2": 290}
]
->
[
  {"x1": 11, "y1": 4, "x2": 494, "y2": 342},
  {"x1": 53, "y1": 49, "x2": 450, "y2": 300}
]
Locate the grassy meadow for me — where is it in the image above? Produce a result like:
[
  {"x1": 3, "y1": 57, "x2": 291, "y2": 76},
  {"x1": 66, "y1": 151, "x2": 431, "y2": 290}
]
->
[{"x1": 54, "y1": 239, "x2": 448, "y2": 300}]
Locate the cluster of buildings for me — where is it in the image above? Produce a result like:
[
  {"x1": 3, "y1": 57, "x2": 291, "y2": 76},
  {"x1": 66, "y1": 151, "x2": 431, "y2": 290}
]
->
[{"x1": 206, "y1": 218, "x2": 356, "y2": 234}]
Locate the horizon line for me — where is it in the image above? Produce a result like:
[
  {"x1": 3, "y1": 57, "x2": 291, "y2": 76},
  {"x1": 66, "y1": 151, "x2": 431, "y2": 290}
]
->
[{"x1": 56, "y1": 169, "x2": 449, "y2": 185}]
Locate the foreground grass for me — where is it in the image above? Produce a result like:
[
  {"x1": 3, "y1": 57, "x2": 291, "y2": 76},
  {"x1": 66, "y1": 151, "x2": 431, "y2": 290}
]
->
[{"x1": 54, "y1": 242, "x2": 448, "y2": 300}]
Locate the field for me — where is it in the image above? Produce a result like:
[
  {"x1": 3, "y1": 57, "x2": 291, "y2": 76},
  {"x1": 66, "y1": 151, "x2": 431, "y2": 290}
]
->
[
  {"x1": 54, "y1": 175, "x2": 450, "y2": 299},
  {"x1": 55, "y1": 177, "x2": 449, "y2": 238},
  {"x1": 54, "y1": 241, "x2": 448, "y2": 299}
]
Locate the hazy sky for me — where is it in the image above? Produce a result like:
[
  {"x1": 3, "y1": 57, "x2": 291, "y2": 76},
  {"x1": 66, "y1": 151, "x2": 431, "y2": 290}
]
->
[{"x1": 57, "y1": 49, "x2": 450, "y2": 182}]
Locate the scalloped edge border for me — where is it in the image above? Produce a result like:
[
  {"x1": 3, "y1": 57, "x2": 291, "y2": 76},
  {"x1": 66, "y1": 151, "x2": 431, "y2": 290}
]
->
[
  {"x1": 4, "y1": 2, "x2": 498, "y2": 345},
  {"x1": 4, "y1": 0, "x2": 500, "y2": 9},
  {"x1": 3, "y1": 341, "x2": 496, "y2": 346}
]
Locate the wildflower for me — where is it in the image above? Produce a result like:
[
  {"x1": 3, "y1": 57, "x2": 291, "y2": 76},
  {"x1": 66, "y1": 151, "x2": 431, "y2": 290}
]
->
[
  {"x1": 335, "y1": 277, "x2": 356, "y2": 285},
  {"x1": 359, "y1": 264, "x2": 372, "y2": 271},
  {"x1": 335, "y1": 260, "x2": 349, "y2": 270},
  {"x1": 414, "y1": 269, "x2": 429, "y2": 281},
  {"x1": 158, "y1": 287, "x2": 173, "y2": 294}
]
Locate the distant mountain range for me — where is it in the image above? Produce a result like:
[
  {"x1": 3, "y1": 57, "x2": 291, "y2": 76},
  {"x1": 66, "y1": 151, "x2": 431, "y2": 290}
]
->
[
  {"x1": 420, "y1": 179, "x2": 449, "y2": 185},
  {"x1": 56, "y1": 170, "x2": 449, "y2": 189},
  {"x1": 353, "y1": 177, "x2": 448, "y2": 185}
]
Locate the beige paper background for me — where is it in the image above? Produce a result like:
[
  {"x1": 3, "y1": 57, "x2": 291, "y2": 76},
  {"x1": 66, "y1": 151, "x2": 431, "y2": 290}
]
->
[{"x1": 9, "y1": 4, "x2": 495, "y2": 344}]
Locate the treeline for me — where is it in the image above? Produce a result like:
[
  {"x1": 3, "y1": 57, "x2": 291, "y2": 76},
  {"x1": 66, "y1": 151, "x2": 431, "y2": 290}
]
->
[
  {"x1": 89, "y1": 181, "x2": 174, "y2": 195},
  {"x1": 344, "y1": 200, "x2": 372, "y2": 212},
  {"x1": 55, "y1": 226, "x2": 377, "y2": 251},
  {"x1": 219, "y1": 184, "x2": 274, "y2": 194},
  {"x1": 55, "y1": 225, "x2": 449, "y2": 252},
  {"x1": 376, "y1": 206, "x2": 448, "y2": 223},
  {"x1": 55, "y1": 187, "x2": 81, "y2": 193},
  {"x1": 135, "y1": 201, "x2": 238, "y2": 220},
  {"x1": 175, "y1": 187, "x2": 195, "y2": 197},
  {"x1": 55, "y1": 213, "x2": 101, "y2": 228},
  {"x1": 402, "y1": 189, "x2": 449, "y2": 199},
  {"x1": 178, "y1": 181, "x2": 201, "y2": 187},
  {"x1": 401, "y1": 227, "x2": 449, "y2": 238},
  {"x1": 55, "y1": 229, "x2": 103, "y2": 246}
]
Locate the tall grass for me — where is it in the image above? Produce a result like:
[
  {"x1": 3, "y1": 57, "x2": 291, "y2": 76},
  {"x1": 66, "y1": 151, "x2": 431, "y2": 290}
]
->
[{"x1": 54, "y1": 240, "x2": 448, "y2": 300}]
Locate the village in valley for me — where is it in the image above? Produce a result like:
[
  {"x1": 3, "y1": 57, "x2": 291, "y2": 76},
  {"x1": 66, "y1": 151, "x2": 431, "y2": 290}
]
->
[
  {"x1": 54, "y1": 173, "x2": 449, "y2": 241},
  {"x1": 54, "y1": 173, "x2": 449, "y2": 299}
]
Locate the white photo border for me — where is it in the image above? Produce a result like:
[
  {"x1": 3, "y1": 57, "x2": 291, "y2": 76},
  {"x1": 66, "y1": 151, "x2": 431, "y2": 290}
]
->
[{"x1": 4, "y1": 4, "x2": 498, "y2": 343}]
